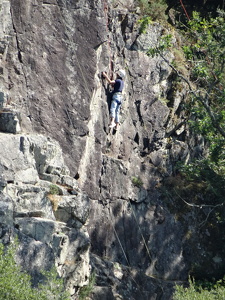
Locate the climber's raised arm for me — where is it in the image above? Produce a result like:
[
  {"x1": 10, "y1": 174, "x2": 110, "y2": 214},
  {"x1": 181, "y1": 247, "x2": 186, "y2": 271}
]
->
[{"x1": 102, "y1": 72, "x2": 115, "y2": 85}]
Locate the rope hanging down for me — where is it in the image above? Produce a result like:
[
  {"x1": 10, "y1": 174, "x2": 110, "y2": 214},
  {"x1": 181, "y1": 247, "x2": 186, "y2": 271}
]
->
[
  {"x1": 179, "y1": 0, "x2": 190, "y2": 21},
  {"x1": 107, "y1": 202, "x2": 186, "y2": 284},
  {"x1": 102, "y1": 0, "x2": 113, "y2": 79},
  {"x1": 129, "y1": 201, "x2": 152, "y2": 263}
]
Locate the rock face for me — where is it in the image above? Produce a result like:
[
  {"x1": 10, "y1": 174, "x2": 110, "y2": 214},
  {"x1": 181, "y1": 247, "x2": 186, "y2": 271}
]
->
[
  {"x1": 0, "y1": 0, "x2": 224, "y2": 299},
  {"x1": 0, "y1": 133, "x2": 91, "y2": 295}
]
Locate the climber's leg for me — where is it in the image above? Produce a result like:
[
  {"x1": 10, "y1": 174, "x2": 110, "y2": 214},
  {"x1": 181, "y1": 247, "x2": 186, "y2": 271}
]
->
[
  {"x1": 114, "y1": 103, "x2": 121, "y2": 130},
  {"x1": 109, "y1": 100, "x2": 117, "y2": 128}
]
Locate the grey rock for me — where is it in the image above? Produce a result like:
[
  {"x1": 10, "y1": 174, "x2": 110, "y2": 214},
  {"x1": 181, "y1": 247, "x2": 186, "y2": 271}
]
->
[
  {"x1": 0, "y1": 193, "x2": 14, "y2": 226},
  {"x1": 1, "y1": 0, "x2": 223, "y2": 299},
  {"x1": 54, "y1": 192, "x2": 90, "y2": 227},
  {"x1": 0, "y1": 134, "x2": 39, "y2": 184},
  {"x1": 6, "y1": 183, "x2": 55, "y2": 220},
  {"x1": 0, "y1": 110, "x2": 21, "y2": 133},
  {"x1": 0, "y1": 92, "x2": 4, "y2": 109},
  {"x1": 14, "y1": 217, "x2": 57, "y2": 245},
  {"x1": 133, "y1": 23, "x2": 163, "y2": 51}
]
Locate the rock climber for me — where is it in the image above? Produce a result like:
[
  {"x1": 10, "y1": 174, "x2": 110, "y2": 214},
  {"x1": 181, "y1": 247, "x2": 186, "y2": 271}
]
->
[{"x1": 102, "y1": 69, "x2": 126, "y2": 130}]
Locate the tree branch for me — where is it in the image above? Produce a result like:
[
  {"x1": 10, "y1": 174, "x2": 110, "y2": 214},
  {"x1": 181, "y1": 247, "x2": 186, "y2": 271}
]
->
[{"x1": 159, "y1": 53, "x2": 225, "y2": 138}]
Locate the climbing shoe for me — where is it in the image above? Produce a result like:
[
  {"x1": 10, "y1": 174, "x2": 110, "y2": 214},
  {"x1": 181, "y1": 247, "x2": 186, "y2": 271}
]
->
[{"x1": 109, "y1": 123, "x2": 116, "y2": 128}]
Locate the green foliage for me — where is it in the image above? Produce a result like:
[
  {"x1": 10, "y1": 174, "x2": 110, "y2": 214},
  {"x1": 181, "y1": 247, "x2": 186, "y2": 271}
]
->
[
  {"x1": 172, "y1": 48, "x2": 189, "y2": 76},
  {"x1": 0, "y1": 241, "x2": 70, "y2": 300},
  {"x1": 186, "y1": 11, "x2": 225, "y2": 89},
  {"x1": 78, "y1": 272, "x2": 96, "y2": 300},
  {"x1": 137, "y1": 0, "x2": 168, "y2": 22},
  {"x1": 148, "y1": 9, "x2": 225, "y2": 299},
  {"x1": 49, "y1": 184, "x2": 60, "y2": 195},
  {"x1": 183, "y1": 10, "x2": 225, "y2": 143},
  {"x1": 131, "y1": 176, "x2": 143, "y2": 188},
  {"x1": 38, "y1": 268, "x2": 70, "y2": 300},
  {"x1": 189, "y1": 101, "x2": 225, "y2": 165},
  {"x1": 138, "y1": 16, "x2": 152, "y2": 34},
  {"x1": 0, "y1": 241, "x2": 41, "y2": 300},
  {"x1": 148, "y1": 10, "x2": 225, "y2": 205},
  {"x1": 174, "y1": 277, "x2": 225, "y2": 300},
  {"x1": 182, "y1": 10, "x2": 225, "y2": 182},
  {"x1": 147, "y1": 34, "x2": 172, "y2": 56},
  {"x1": 178, "y1": 159, "x2": 225, "y2": 200}
]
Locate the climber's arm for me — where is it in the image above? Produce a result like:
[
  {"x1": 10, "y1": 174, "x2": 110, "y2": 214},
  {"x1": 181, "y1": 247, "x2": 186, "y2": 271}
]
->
[{"x1": 102, "y1": 72, "x2": 115, "y2": 85}]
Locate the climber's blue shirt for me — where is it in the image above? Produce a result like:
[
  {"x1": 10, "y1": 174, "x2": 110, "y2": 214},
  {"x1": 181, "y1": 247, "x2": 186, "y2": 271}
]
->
[{"x1": 113, "y1": 79, "x2": 124, "y2": 93}]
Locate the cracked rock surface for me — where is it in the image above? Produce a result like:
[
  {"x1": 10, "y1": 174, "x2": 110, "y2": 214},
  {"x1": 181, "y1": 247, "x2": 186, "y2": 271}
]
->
[{"x1": 0, "y1": 0, "x2": 224, "y2": 299}]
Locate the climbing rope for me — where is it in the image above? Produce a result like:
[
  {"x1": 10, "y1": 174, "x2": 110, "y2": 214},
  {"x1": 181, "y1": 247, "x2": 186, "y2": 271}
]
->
[
  {"x1": 106, "y1": 201, "x2": 187, "y2": 284},
  {"x1": 106, "y1": 200, "x2": 153, "y2": 269},
  {"x1": 108, "y1": 205, "x2": 130, "y2": 266},
  {"x1": 129, "y1": 200, "x2": 153, "y2": 263},
  {"x1": 102, "y1": 0, "x2": 113, "y2": 80},
  {"x1": 106, "y1": 204, "x2": 146, "y2": 295},
  {"x1": 179, "y1": 0, "x2": 190, "y2": 21}
]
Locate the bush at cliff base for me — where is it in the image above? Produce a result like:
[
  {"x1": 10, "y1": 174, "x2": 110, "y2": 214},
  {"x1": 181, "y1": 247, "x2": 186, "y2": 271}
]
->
[
  {"x1": 0, "y1": 241, "x2": 70, "y2": 300},
  {"x1": 174, "y1": 277, "x2": 225, "y2": 300}
]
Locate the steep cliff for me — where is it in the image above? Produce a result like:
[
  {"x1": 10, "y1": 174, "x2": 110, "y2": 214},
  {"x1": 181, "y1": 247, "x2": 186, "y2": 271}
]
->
[{"x1": 0, "y1": 0, "x2": 224, "y2": 299}]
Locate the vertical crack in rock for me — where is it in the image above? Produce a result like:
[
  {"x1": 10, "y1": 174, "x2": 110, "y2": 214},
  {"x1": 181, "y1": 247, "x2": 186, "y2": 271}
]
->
[
  {"x1": 10, "y1": 11, "x2": 23, "y2": 65},
  {"x1": 78, "y1": 46, "x2": 104, "y2": 197},
  {"x1": 9, "y1": 3, "x2": 32, "y2": 121}
]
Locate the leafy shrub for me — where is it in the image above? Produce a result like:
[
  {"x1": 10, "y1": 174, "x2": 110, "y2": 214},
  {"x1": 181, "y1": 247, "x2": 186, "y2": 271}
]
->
[
  {"x1": 78, "y1": 272, "x2": 96, "y2": 300},
  {"x1": 131, "y1": 176, "x2": 143, "y2": 188},
  {"x1": 174, "y1": 277, "x2": 225, "y2": 300},
  {"x1": 138, "y1": 16, "x2": 152, "y2": 34},
  {"x1": 49, "y1": 184, "x2": 60, "y2": 195},
  {"x1": 147, "y1": 33, "x2": 172, "y2": 56},
  {"x1": 0, "y1": 241, "x2": 40, "y2": 300},
  {"x1": 38, "y1": 267, "x2": 70, "y2": 300},
  {"x1": 137, "y1": 0, "x2": 168, "y2": 22},
  {"x1": 148, "y1": 9, "x2": 225, "y2": 214},
  {"x1": 48, "y1": 184, "x2": 62, "y2": 211},
  {"x1": 0, "y1": 241, "x2": 70, "y2": 300},
  {"x1": 178, "y1": 159, "x2": 225, "y2": 202}
]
